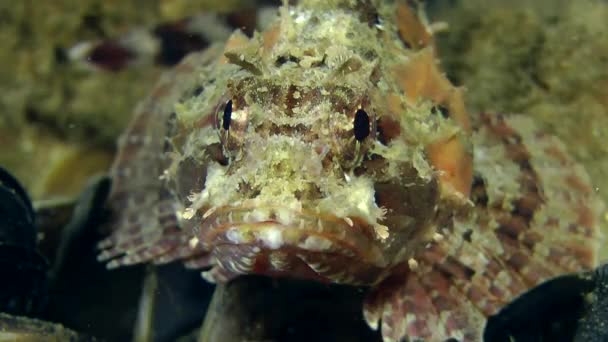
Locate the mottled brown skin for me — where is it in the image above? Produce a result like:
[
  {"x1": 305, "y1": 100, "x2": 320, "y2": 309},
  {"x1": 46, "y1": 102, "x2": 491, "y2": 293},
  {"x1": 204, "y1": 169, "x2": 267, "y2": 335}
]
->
[{"x1": 98, "y1": 1, "x2": 604, "y2": 341}]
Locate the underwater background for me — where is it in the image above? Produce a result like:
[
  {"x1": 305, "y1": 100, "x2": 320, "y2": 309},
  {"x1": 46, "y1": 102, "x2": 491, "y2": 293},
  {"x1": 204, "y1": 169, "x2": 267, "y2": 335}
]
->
[{"x1": 0, "y1": 0, "x2": 607, "y2": 341}]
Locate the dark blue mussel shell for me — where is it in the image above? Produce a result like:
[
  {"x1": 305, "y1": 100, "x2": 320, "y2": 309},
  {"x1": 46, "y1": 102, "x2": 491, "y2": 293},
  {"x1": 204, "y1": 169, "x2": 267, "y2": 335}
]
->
[
  {"x1": 0, "y1": 167, "x2": 49, "y2": 316},
  {"x1": 484, "y1": 263, "x2": 608, "y2": 342}
]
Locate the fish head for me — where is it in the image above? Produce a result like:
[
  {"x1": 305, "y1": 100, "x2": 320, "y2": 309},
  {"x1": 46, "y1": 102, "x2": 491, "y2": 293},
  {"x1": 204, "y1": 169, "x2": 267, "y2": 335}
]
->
[{"x1": 170, "y1": 1, "x2": 472, "y2": 284}]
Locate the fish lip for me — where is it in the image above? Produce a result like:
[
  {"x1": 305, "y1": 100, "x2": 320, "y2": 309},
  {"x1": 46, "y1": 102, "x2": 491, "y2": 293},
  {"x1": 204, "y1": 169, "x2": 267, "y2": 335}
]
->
[{"x1": 197, "y1": 205, "x2": 387, "y2": 268}]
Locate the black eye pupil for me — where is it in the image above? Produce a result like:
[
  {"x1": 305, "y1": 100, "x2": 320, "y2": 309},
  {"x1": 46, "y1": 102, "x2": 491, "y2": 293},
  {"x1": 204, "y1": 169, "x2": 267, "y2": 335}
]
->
[
  {"x1": 354, "y1": 108, "x2": 370, "y2": 141},
  {"x1": 431, "y1": 105, "x2": 450, "y2": 118},
  {"x1": 192, "y1": 86, "x2": 204, "y2": 97},
  {"x1": 222, "y1": 100, "x2": 232, "y2": 130}
]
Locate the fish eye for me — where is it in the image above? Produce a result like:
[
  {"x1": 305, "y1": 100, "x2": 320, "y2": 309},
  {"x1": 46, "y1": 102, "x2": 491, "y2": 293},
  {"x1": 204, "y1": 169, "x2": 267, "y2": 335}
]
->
[
  {"x1": 353, "y1": 108, "x2": 370, "y2": 141},
  {"x1": 222, "y1": 99, "x2": 233, "y2": 130},
  {"x1": 431, "y1": 104, "x2": 450, "y2": 119}
]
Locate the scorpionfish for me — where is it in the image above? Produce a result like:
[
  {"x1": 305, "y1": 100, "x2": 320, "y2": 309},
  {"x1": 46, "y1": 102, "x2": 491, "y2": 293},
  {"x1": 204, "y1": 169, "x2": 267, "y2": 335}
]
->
[{"x1": 98, "y1": 0, "x2": 605, "y2": 340}]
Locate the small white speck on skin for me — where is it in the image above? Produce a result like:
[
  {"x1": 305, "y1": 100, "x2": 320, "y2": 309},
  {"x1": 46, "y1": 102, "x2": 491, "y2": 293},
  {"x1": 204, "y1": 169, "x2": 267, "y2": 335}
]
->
[
  {"x1": 203, "y1": 206, "x2": 217, "y2": 218},
  {"x1": 404, "y1": 313, "x2": 417, "y2": 326},
  {"x1": 299, "y1": 235, "x2": 333, "y2": 251},
  {"x1": 374, "y1": 224, "x2": 389, "y2": 240},
  {"x1": 494, "y1": 270, "x2": 513, "y2": 290},
  {"x1": 307, "y1": 261, "x2": 331, "y2": 274},
  {"x1": 269, "y1": 252, "x2": 290, "y2": 269},
  {"x1": 240, "y1": 257, "x2": 255, "y2": 268},
  {"x1": 187, "y1": 193, "x2": 198, "y2": 202},
  {"x1": 158, "y1": 169, "x2": 169, "y2": 180},
  {"x1": 459, "y1": 253, "x2": 477, "y2": 268},
  {"x1": 476, "y1": 251, "x2": 489, "y2": 265},
  {"x1": 450, "y1": 329, "x2": 465, "y2": 341},
  {"x1": 374, "y1": 19, "x2": 384, "y2": 31},
  {"x1": 408, "y1": 258, "x2": 419, "y2": 271},
  {"x1": 344, "y1": 173, "x2": 352, "y2": 182},
  {"x1": 188, "y1": 237, "x2": 199, "y2": 249},
  {"x1": 226, "y1": 227, "x2": 244, "y2": 243},
  {"x1": 259, "y1": 227, "x2": 284, "y2": 249},
  {"x1": 67, "y1": 41, "x2": 94, "y2": 61},
  {"x1": 433, "y1": 232, "x2": 444, "y2": 242},
  {"x1": 107, "y1": 259, "x2": 121, "y2": 269},
  {"x1": 294, "y1": 12, "x2": 308, "y2": 24},
  {"x1": 251, "y1": 208, "x2": 270, "y2": 222},
  {"x1": 275, "y1": 207, "x2": 294, "y2": 226},
  {"x1": 201, "y1": 270, "x2": 219, "y2": 283},
  {"x1": 181, "y1": 207, "x2": 196, "y2": 220},
  {"x1": 344, "y1": 217, "x2": 354, "y2": 227}
]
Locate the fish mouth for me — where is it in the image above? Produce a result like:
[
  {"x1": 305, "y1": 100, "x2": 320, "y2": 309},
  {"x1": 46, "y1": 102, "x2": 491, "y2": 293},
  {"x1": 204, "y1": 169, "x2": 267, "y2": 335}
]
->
[{"x1": 196, "y1": 205, "x2": 388, "y2": 285}]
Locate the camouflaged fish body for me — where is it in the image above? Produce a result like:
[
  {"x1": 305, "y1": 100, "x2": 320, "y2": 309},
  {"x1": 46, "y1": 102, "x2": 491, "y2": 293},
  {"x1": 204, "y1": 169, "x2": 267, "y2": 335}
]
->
[{"x1": 98, "y1": 1, "x2": 604, "y2": 341}]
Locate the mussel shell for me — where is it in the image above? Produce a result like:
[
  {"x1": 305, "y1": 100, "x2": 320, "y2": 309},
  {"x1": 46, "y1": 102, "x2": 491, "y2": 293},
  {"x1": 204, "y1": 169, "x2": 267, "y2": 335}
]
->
[
  {"x1": 573, "y1": 264, "x2": 608, "y2": 342},
  {"x1": 0, "y1": 167, "x2": 36, "y2": 249},
  {"x1": 484, "y1": 264, "x2": 608, "y2": 342},
  {"x1": 0, "y1": 166, "x2": 48, "y2": 316},
  {"x1": 0, "y1": 245, "x2": 48, "y2": 315}
]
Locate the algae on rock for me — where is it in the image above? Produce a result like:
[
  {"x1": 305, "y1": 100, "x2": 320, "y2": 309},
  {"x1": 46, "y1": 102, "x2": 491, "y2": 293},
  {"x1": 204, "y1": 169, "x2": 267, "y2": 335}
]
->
[
  {"x1": 0, "y1": 0, "x2": 253, "y2": 200},
  {"x1": 435, "y1": 0, "x2": 608, "y2": 206}
]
